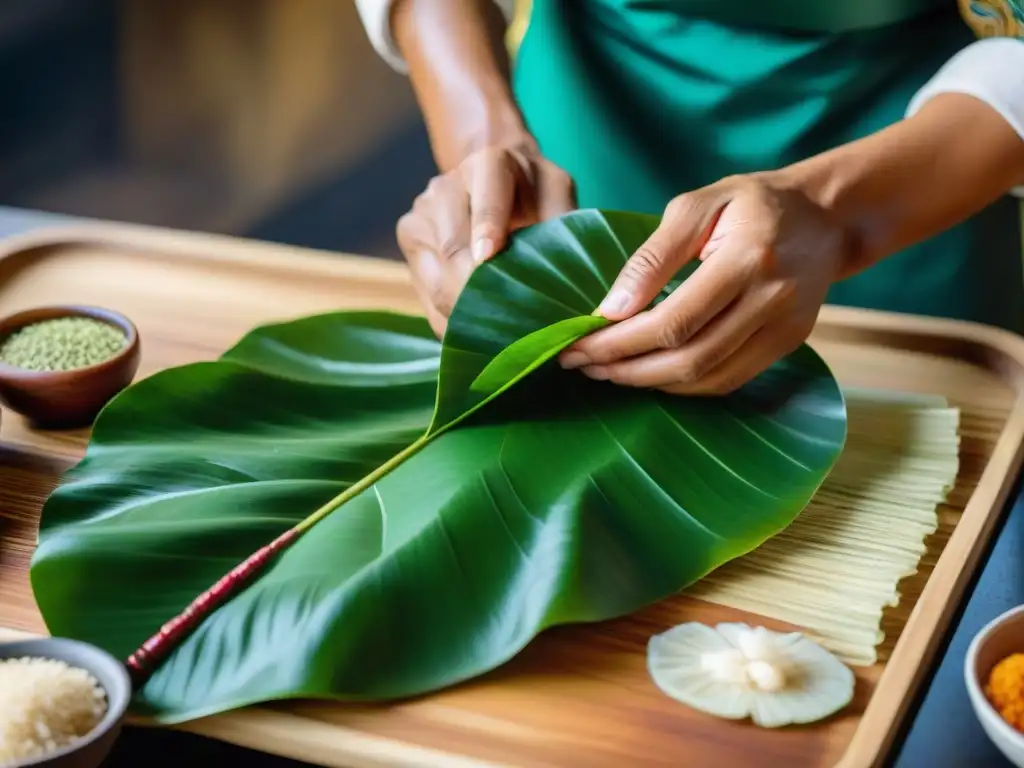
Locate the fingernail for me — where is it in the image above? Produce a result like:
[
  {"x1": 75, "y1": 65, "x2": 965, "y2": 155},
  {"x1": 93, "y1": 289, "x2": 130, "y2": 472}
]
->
[
  {"x1": 472, "y1": 237, "x2": 494, "y2": 263},
  {"x1": 560, "y1": 351, "x2": 591, "y2": 370},
  {"x1": 598, "y1": 288, "x2": 631, "y2": 317},
  {"x1": 582, "y1": 365, "x2": 609, "y2": 381}
]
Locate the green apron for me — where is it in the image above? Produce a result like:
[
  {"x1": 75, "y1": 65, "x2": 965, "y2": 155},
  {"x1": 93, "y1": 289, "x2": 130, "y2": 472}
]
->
[{"x1": 511, "y1": 0, "x2": 1024, "y2": 332}]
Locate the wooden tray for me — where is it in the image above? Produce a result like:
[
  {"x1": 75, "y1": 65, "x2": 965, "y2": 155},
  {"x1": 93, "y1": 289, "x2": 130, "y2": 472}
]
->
[{"x1": 1, "y1": 222, "x2": 1023, "y2": 768}]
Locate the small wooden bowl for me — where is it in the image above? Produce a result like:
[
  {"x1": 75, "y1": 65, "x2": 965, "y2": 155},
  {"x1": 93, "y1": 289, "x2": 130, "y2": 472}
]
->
[
  {"x1": 0, "y1": 636, "x2": 132, "y2": 768},
  {"x1": 0, "y1": 306, "x2": 141, "y2": 429}
]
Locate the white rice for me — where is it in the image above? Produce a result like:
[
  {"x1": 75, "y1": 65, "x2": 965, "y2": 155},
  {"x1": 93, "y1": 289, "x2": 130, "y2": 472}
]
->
[{"x1": 0, "y1": 657, "x2": 108, "y2": 766}]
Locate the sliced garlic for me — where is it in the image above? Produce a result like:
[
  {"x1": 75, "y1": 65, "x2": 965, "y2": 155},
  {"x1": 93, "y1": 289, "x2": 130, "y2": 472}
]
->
[
  {"x1": 701, "y1": 648, "x2": 750, "y2": 686},
  {"x1": 647, "y1": 621, "x2": 855, "y2": 728},
  {"x1": 747, "y1": 659, "x2": 786, "y2": 693},
  {"x1": 735, "y1": 625, "x2": 781, "y2": 664}
]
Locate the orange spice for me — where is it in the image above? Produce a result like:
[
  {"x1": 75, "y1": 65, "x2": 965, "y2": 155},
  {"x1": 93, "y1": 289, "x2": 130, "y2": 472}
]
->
[{"x1": 985, "y1": 653, "x2": 1024, "y2": 732}]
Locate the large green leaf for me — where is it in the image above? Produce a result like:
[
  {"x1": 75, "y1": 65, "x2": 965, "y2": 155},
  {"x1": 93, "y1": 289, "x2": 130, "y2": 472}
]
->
[{"x1": 30, "y1": 209, "x2": 846, "y2": 722}]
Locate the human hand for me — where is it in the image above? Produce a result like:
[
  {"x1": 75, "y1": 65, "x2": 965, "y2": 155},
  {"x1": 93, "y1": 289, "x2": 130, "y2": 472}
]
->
[
  {"x1": 559, "y1": 175, "x2": 850, "y2": 395},
  {"x1": 397, "y1": 141, "x2": 576, "y2": 336}
]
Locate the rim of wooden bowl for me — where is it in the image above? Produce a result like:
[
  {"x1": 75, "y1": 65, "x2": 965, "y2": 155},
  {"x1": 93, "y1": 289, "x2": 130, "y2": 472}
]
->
[{"x1": 0, "y1": 305, "x2": 139, "y2": 383}]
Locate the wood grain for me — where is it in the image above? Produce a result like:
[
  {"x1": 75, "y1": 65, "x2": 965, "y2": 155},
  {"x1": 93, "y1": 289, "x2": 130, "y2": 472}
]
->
[{"x1": 0, "y1": 222, "x2": 1021, "y2": 768}]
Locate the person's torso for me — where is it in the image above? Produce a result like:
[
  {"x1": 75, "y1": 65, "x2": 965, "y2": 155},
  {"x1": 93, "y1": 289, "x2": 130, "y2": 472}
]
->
[
  {"x1": 510, "y1": 0, "x2": 1024, "y2": 331},
  {"x1": 512, "y1": 0, "x2": 970, "y2": 206}
]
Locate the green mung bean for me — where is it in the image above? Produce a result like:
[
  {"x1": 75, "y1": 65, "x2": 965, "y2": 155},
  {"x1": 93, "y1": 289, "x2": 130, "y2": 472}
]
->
[{"x1": 0, "y1": 317, "x2": 126, "y2": 372}]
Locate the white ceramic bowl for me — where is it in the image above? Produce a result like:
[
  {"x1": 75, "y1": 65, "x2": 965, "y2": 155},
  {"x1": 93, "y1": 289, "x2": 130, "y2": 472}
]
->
[{"x1": 965, "y1": 604, "x2": 1024, "y2": 767}]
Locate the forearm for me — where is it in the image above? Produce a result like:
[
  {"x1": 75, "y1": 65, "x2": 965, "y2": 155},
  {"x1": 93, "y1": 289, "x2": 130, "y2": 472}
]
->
[
  {"x1": 392, "y1": 0, "x2": 530, "y2": 171},
  {"x1": 775, "y1": 93, "x2": 1024, "y2": 279}
]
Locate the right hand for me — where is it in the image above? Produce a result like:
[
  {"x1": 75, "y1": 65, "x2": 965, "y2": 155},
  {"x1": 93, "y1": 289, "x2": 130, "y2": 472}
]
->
[{"x1": 397, "y1": 141, "x2": 576, "y2": 336}]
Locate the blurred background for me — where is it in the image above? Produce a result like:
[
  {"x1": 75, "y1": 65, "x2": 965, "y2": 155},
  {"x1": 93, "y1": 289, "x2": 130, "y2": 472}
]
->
[
  {"x1": 2, "y1": 1, "x2": 1018, "y2": 265},
  {"x1": 0, "y1": 0, "x2": 434, "y2": 261}
]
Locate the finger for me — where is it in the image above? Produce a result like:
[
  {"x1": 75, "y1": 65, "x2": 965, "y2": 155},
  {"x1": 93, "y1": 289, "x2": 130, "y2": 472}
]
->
[
  {"x1": 405, "y1": 250, "x2": 450, "y2": 338},
  {"x1": 423, "y1": 302, "x2": 448, "y2": 338},
  {"x1": 396, "y1": 204, "x2": 438, "y2": 285},
  {"x1": 432, "y1": 180, "x2": 478, "y2": 298},
  {"x1": 398, "y1": 211, "x2": 447, "y2": 325},
  {"x1": 577, "y1": 284, "x2": 782, "y2": 389},
  {"x1": 464, "y1": 151, "x2": 516, "y2": 263},
  {"x1": 406, "y1": 243, "x2": 468, "y2": 334},
  {"x1": 536, "y1": 167, "x2": 577, "y2": 221},
  {"x1": 426, "y1": 175, "x2": 473, "y2": 266},
  {"x1": 561, "y1": 234, "x2": 761, "y2": 369},
  {"x1": 597, "y1": 187, "x2": 731, "y2": 320},
  {"x1": 403, "y1": 242, "x2": 448, "y2": 337},
  {"x1": 660, "y1": 324, "x2": 804, "y2": 397},
  {"x1": 397, "y1": 186, "x2": 473, "y2": 322}
]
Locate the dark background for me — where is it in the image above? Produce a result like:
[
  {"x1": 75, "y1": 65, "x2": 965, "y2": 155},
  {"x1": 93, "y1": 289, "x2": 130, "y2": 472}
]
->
[{"x1": 0, "y1": 0, "x2": 435, "y2": 261}]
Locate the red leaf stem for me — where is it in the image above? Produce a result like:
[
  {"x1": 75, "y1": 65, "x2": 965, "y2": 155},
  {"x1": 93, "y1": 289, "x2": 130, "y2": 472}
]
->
[{"x1": 125, "y1": 526, "x2": 300, "y2": 685}]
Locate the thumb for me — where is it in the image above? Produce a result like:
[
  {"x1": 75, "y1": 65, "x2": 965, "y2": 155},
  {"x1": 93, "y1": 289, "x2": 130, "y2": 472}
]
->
[{"x1": 598, "y1": 188, "x2": 729, "y2": 320}]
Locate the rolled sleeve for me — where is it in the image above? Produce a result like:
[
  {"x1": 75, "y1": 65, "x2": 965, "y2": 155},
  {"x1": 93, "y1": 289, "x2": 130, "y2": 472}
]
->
[
  {"x1": 906, "y1": 37, "x2": 1024, "y2": 198},
  {"x1": 355, "y1": 0, "x2": 516, "y2": 74}
]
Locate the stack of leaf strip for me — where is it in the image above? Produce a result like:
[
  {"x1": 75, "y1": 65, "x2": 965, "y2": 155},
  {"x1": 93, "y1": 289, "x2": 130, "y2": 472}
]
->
[{"x1": 686, "y1": 387, "x2": 961, "y2": 666}]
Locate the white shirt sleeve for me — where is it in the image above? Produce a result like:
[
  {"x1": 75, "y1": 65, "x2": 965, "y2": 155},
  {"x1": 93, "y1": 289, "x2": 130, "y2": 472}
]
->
[
  {"x1": 354, "y1": 0, "x2": 516, "y2": 74},
  {"x1": 906, "y1": 37, "x2": 1024, "y2": 198}
]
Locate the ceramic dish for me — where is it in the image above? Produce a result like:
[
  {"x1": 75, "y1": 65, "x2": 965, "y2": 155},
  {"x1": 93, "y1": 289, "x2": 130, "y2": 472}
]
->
[
  {"x1": 965, "y1": 604, "x2": 1024, "y2": 767},
  {"x1": 0, "y1": 636, "x2": 131, "y2": 768}
]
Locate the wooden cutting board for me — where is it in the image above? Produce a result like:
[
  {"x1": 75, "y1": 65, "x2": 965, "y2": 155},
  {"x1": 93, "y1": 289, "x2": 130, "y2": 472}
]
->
[{"x1": 0, "y1": 221, "x2": 1022, "y2": 768}]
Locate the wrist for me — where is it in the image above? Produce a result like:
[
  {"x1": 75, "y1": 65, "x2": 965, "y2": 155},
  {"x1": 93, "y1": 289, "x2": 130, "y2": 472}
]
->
[
  {"x1": 393, "y1": 0, "x2": 529, "y2": 171},
  {"x1": 771, "y1": 93, "x2": 1024, "y2": 278},
  {"x1": 766, "y1": 149, "x2": 882, "y2": 280}
]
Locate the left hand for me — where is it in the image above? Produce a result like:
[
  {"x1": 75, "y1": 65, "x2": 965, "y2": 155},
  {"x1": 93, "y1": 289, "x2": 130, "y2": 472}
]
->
[{"x1": 558, "y1": 174, "x2": 850, "y2": 395}]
